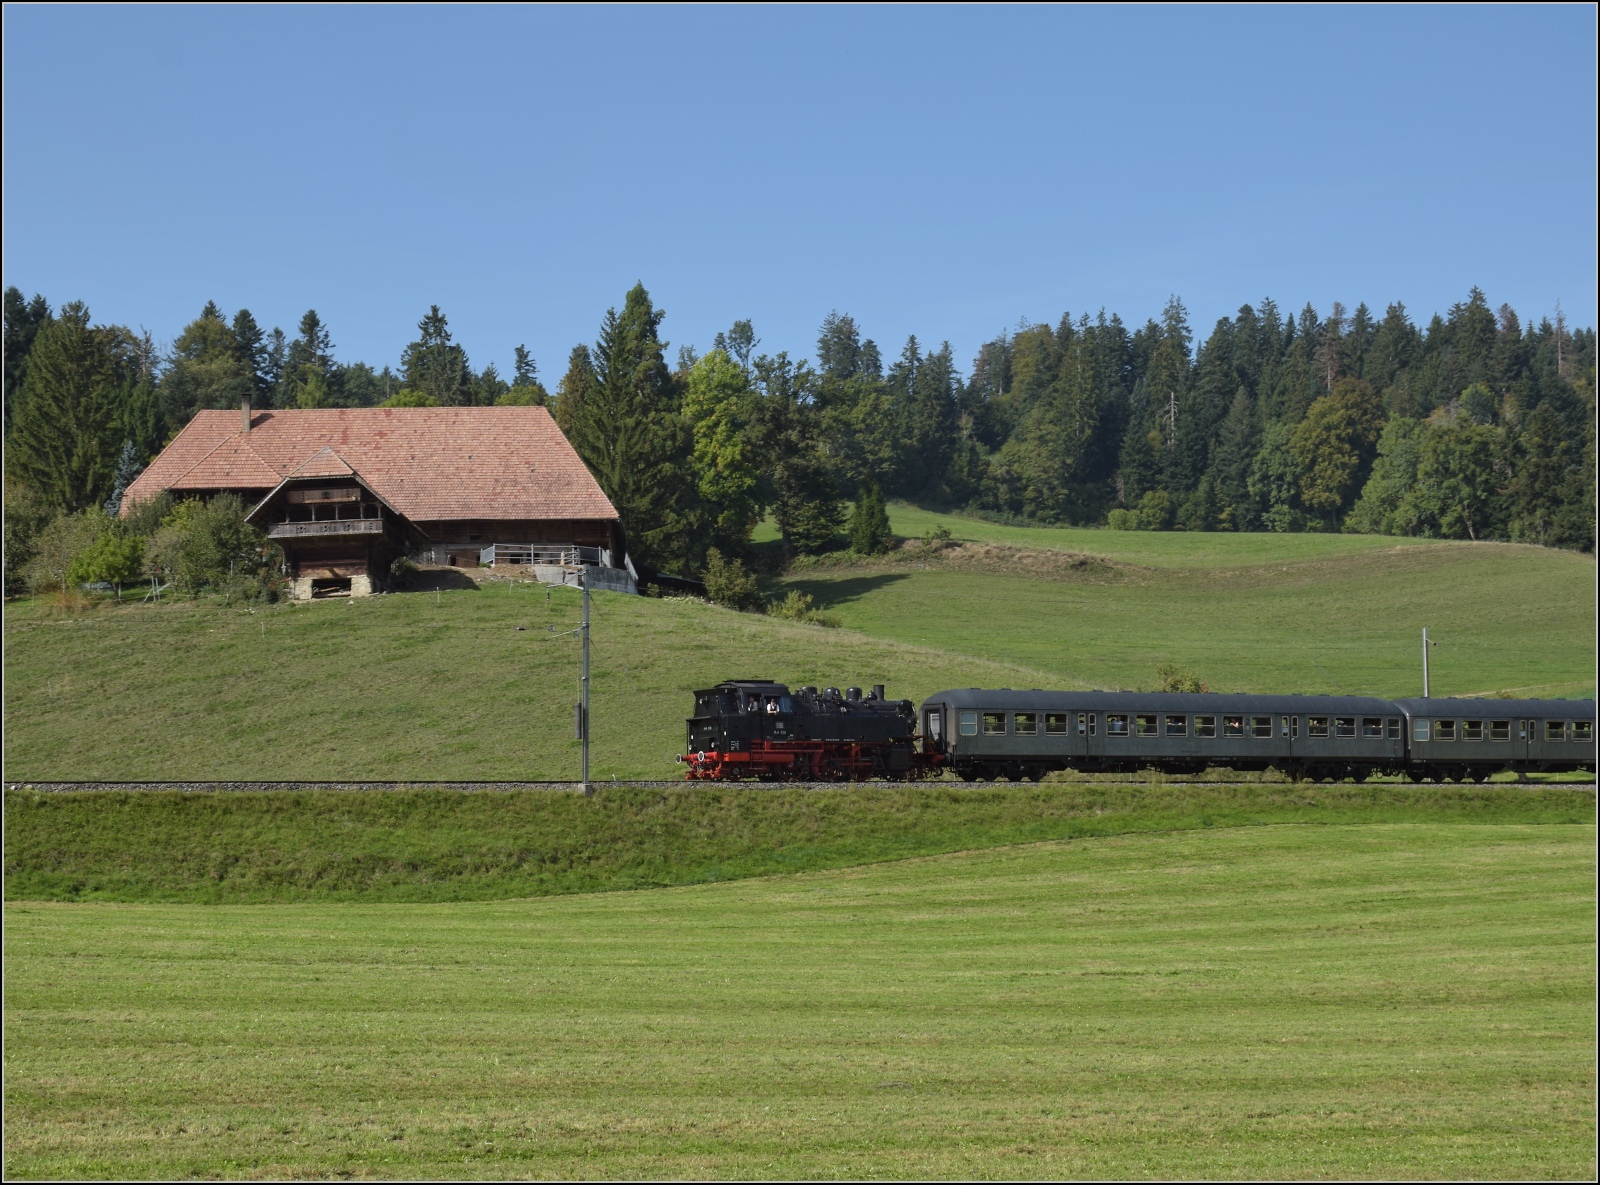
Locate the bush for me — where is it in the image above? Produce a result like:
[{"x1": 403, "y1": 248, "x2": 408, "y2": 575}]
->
[
  {"x1": 1156, "y1": 663, "x2": 1210, "y2": 694},
  {"x1": 1136, "y1": 490, "x2": 1173, "y2": 530},
  {"x1": 703, "y1": 547, "x2": 762, "y2": 611},
  {"x1": 21, "y1": 509, "x2": 115, "y2": 594},
  {"x1": 3, "y1": 479, "x2": 54, "y2": 595},
  {"x1": 144, "y1": 495, "x2": 280, "y2": 596},
  {"x1": 1106, "y1": 508, "x2": 1138, "y2": 531},
  {"x1": 68, "y1": 532, "x2": 145, "y2": 599},
  {"x1": 766, "y1": 589, "x2": 839, "y2": 628}
]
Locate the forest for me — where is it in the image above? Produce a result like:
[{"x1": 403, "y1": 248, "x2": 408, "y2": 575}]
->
[{"x1": 3, "y1": 281, "x2": 1595, "y2": 593}]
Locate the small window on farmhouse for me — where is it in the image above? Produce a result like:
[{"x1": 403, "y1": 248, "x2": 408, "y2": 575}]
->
[
  {"x1": 1413, "y1": 719, "x2": 1430, "y2": 742},
  {"x1": 1135, "y1": 714, "x2": 1159, "y2": 737},
  {"x1": 1572, "y1": 721, "x2": 1592, "y2": 742},
  {"x1": 1046, "y1": 713, "x2": 1068, "y2": 735},
  {"x1": 1251, "y1": 716, "x2": 1273, "y2": 739},
  {"x1": 958, "y1": 711, "x2": 979, "y2": 737},
  {"x1": 982, "y1": 712, "x2": 1007, "y2": 736},
  {"x1": 1489, "y1": 720, "x2": 1510, "y2": 741},
  {"x1": 1165, "y1": 715, "x2": 1187, "y2": 737},
  {"x1": 1362, "y1": 717, "x2": 1383, "y2": 738},
  {"x1": 1223, "y1": 716, "x2": 1244, "y2": 738},
  {"x1": 1107, "y1": 714, "x2": 1130, "y2": 737},
  {"x1": 1014, "y1": 712, "x2": 1038, "y2": 736},
  {"x1": 1335, "y1": 717, "x2": 1356, "y2": 738},
  {"x1": 1195, "y1": 716, "x2": 1216, "y2": 738},
  {"x1": 1545, "y1": 720, "x2": 1566, "y2": 742},
  {"x1": 1461, "y1": 720, "x2": 1484, "y2": 742},
  {"x1": 1436, "y1": 720, "x2": 1457, "y2": 741},
  {"x1": 1309, "y1": 716, "x2": 1329, "y2": 738}
]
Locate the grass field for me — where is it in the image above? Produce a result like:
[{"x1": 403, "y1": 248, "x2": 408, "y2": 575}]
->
[
  {"x1": 8, "y1": 783, "x2": 1592, "y2": 904},
  {"x1": 5, "y1": 819, "x2": 1593, "y2": 1179},
  {"x1": 4, "y1": 515, "x2": 1593, "y2": 780}
]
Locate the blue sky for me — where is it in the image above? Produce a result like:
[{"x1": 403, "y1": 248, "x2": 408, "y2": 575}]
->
[{"x1": 4, "y1": 5, "x2": 1594, "y2": 380}]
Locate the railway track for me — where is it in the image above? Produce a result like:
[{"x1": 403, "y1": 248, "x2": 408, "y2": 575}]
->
[{"x1": 8, "y1": 779, "x2": 1595, "y2": 793}]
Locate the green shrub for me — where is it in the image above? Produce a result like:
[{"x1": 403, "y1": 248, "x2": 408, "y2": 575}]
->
[
  {"x1": 766, "y1": 589, "x2": 839, "y2": 628},
  {"x1": 1106, "y1": 508, "x2": 1138, "y2": 530},
  {"x1": 703, "y1": 547, "x2": 762, "y2": 611},
  {"x1": 1136, "y1": 490, "x2": 1173, "y2": 530},
  {"x1": 144, "y1": 495, "x2": 279, "y2": 595},
  {"x1": 848, "y1": 481, "x2": 894, "y2": 554},
  {"x1": 1156, "y1": 662, "x2": 1210, "y2": 693},
  {"x1": 21, "y1": 508, "x2": 114, "y2": 594},
  {"x1": 67, "y1": 532, "x2": 145, "y2": 599}
]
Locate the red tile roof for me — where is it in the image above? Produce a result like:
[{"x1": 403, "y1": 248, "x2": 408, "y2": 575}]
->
[{"x1": 122, "y1": 407, "x2": 618, "y2": 523}]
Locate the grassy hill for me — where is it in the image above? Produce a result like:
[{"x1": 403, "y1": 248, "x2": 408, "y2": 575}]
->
[
  {"x1": 3, "y1": 517, "x2": 1593, "y2": 780},
  {"x1": 6, "y1": 820, "x2": 1593, "y2": 1179}
]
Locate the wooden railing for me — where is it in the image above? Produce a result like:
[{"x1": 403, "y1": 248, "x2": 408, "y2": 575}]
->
[{"x1": 267, "y1": 519, "x2": 385, "y2": 539}]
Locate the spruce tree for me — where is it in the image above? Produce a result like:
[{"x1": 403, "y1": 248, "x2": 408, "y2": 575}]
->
[
  {"x1": 400, "y1": 306, "x2": 471, "y2": 406},
  {"x1": 7, "y1": 302, "x2": 122, "y2": 513},
  {"x1": 4, "y1": 287, "x2": 51, "y2": 434},
  {"x1": 849, "y1": 480, "x2": 892, "y2": 554}
]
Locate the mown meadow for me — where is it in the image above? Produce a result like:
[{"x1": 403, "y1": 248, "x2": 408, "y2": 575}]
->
[{"x1": 5, "y1": 819, "x2": 1594, "y2": 1179}]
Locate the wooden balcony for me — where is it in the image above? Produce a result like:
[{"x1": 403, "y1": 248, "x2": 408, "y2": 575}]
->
[{"x1": 267, "y1": 518, "x2": 386, "y2": 539}]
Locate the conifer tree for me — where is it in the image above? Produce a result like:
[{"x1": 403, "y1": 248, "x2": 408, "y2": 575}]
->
[
  {"x1": 400, "y1": 306, "x2": 471, "y2": 406},
  {"x1": 848, "y1": 480, "x2": 892, "y2": 554},
  {"x1": 7, "y1": 302, "x2": 122, "y2": 512}
]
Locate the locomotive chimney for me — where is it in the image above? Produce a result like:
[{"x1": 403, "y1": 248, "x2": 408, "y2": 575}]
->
[
  {"x1": 872, "y1": 684, "x2": 885, "y2": 701},
  {"x1": 241, "y1": 393, "x2": 252, "y2": 434}
]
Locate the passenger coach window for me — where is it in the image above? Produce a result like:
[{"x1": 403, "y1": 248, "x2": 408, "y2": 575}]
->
[
  {"x1": 1545, "y1": 720, "x2": 1566, "y2": 742},
  {"x1": 982, "y1": 712, "x2": 1007, "y2": 736},
  {"x1": 1166, "y1": 715, "x2": 1187, "y2": 737},
  {"x1": 1413, "y1": 719, "x2": 1430, "y2": 742},
  {"x1": 1574, "y1": 721, "x2": 1593, "y2": 742},
  {"x1": 1046, "y1": 713, "x2": 1068, "y2": 735},
  {"x1": 958, "y1": 711, "x2": 979, "y2": 737},
  {"x1": 1107, "y1": 714, "x2": 1129, "y2": 737},
  {"x1": 1251, "y1": 716, "x2": 1272, "y2": 738},
  {"x1": 1195, "y1": 716, "x2": 1216, "y2": 738},
  {"x1": 1436, "y1": 720, "x2": 1456, "y2": 741},
  {"x1": 1362, "y1": 717, "x2": 1383, "y2": 738},
  {"x1": 1387, "y1": 718, "x2": 1401, "y2": 740},
  {"x1": 1462, "y1": 720, "x2": 1483, "y2": 742},
  {"x1": 1335, "y1": 717, "x2": 1356, "y2": 738},
  {"x1": 1224, "y1": 716, "x2": 1244, "y2": 738},
  {"x1": 1490, "y1": 720, "x2": 1510, "y2": 741},
  {"x1": 1014, "y1": 712, "x2": 1038, "y2": 736},
  {"x1": 1309, "y1": 716, "x2": 1329, "y2": 738},
  {"x1": 1136, "y1": 714, "x2": 1159, "y2": 737}
]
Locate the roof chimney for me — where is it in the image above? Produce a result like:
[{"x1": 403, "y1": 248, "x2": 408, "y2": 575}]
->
[{"x1": 241, "y1": 393, "x2": 251, "y2": 434}]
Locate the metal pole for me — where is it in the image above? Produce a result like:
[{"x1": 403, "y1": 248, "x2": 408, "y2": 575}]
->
[
  {"x1": 580, "y1": 569, "x2": 591, "y2": 795},
  {"x1": 1422, "y1": 627, "x2": 1429, "y2": 698}
]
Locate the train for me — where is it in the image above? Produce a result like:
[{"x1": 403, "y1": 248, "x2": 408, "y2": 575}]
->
[{"x1": 679, "y1": 679, "x2": 1597, "y2": 783}]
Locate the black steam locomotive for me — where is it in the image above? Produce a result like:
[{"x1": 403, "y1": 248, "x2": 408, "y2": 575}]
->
[
  {"x1": 680, "y1": 680, "x2": 923, "y2": 781},
  {"x1": 681, "y1": 679, "x2": 1596, "y2": 783}
]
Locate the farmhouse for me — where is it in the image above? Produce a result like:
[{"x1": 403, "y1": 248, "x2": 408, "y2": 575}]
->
[{"x1": 121, "y1": 399, "x2": 632, "y2": 598}]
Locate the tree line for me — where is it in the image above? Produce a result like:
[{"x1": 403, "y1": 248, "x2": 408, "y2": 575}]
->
[{"x1": 4, "y1": 281, "x2": 1594, "y2": 591}]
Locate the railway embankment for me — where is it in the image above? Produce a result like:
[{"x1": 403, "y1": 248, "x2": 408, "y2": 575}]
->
[{"x1": 6, "y1": 781, "x2": 1592, "y2": 905}]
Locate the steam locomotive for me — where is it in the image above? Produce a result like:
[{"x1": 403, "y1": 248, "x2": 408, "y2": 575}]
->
[{"x1": 680, "y1": 679, "x2": 1596, "y2": 783}]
